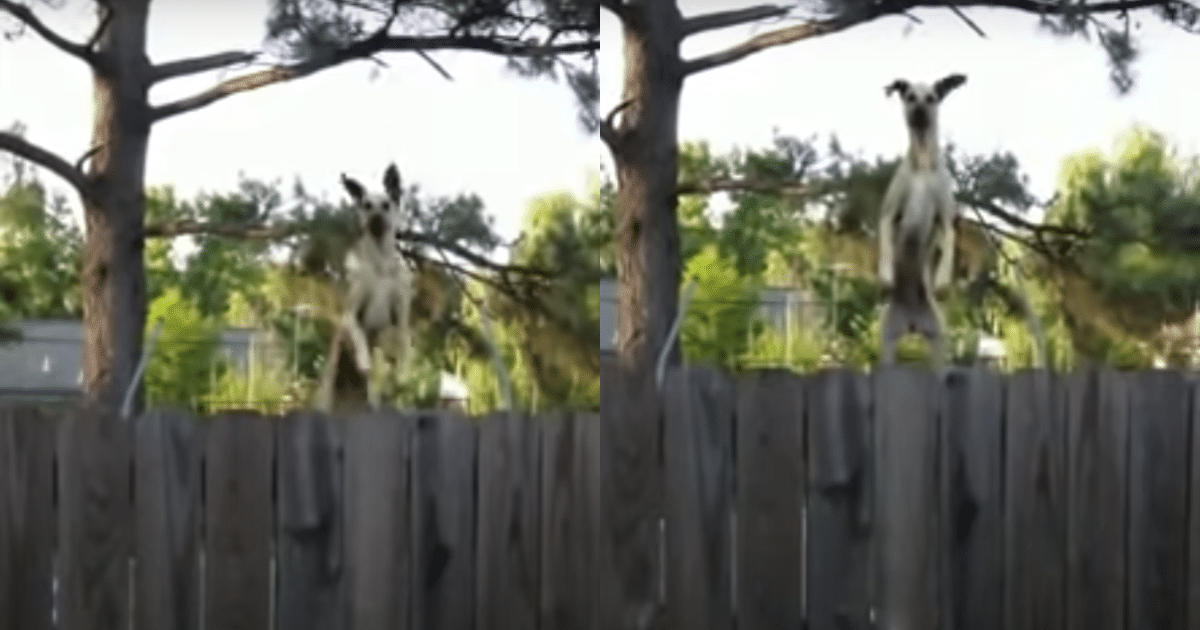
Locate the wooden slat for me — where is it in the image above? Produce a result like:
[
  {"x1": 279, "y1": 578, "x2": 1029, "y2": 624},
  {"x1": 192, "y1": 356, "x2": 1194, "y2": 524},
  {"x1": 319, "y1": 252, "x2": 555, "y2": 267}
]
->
[
  {"x1": 133, "y1": 409, "x2": 202, "y2": 630},
  {"x1": 946, "y1": 368, "x2": 1005, "y2": 630},
  {"x1": 0, "y1": 405, "x2": 58, "y2": 630},
  {"x1": 1064, "y1": 369, "x2": 1128, "y2": 630},
  {"x1": 342, "y1": 409, "x2": 413, "y2": 630},
  {"x1": 805, "y1": 368, "x2": 870, "y2": 630},
  {"x1": 204, "y1": 411, "x2": 275, "y2": 630},
  {"x1": 872, "y1": 366, "x2": 940, "y2": 630},
  {"x1": 736, "y1": 369, "x2": 805, "y2": 630},
  {"x1": 411, "y1": 413, "x2": 477, "y2": 630},
  {"x1": 476, "y1": 412, "x2": 540, "y2": 630},
  {"x1": 1127, "y1": 369, "x2": 1190, "y2": 630},
  {"x1": 579, "y1": 412, "x2": 612, "y2": 630},
  {"x1": 275, "y1": 411, "x2": 342, "y2": 630},
  {"x1": 1188, "y1": 376, "x2": 1200, "y2": 629},
  {"x1": 57, "y1": 403, "x2": 132, "y2": 630},
  {"x1": 662, "y1": 366, "x2": 734, "y2": 630},
  {"x1": 1004, "y1": 369, "x2": 1066, "y2": 630},
  {"x1": 539, "y1": 413, "x2": 580, "y2": 630}
]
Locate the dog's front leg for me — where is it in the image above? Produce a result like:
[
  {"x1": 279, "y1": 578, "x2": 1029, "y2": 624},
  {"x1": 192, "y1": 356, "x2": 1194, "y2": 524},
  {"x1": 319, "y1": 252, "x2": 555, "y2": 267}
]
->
[
  {"x1": 878, "y1": 167, "x2": 908, "y2": 289},
  {"x1": 341, "y1": 277, "x2": 374, "y2": 375},
  {"x1": 933, "y1": 190, "x2": 957, "y2": 294}
]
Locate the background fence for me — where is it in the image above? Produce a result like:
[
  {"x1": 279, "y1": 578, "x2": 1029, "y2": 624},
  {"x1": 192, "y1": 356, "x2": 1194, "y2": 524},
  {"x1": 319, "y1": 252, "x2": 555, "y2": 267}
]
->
[{"x1": 1, "y1": 364, "x2": 1199, "y2": 629}]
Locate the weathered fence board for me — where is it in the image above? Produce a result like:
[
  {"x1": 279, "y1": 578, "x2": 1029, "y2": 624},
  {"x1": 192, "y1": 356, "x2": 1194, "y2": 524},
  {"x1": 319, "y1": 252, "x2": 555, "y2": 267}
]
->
[
  {"x1": 579, "y1": 411, "x2": 614, "y2": 630},
  {"x1": 204, "y1": 411, "x2": 275, "y2": 630},
  {"x1": 735, "y1": 369, "x2": 805, "y2": 630},
  {"x1": 341, "y1": 410, "x2": 413, "y2": 630},
  {"x1": 538, "y1": 413, "x2": 576, "y2": 630},
  {"x1": 662, "y1": 366, "x2": 734, "y2": 630},
  {"x1": 1064, "y1": 369, "x2": 1128, "y2": 630},
  {"x1": 0, "y1": 406, "x2": 57, "y2": 630},
  {"x1": 412, "y1": 412, "x2": 477, "y2": 630},
  {"x1": 1127, "y1": 370, "x2": 1190, "y2": 630},
  {"x1": 1004, "y1": 370, "x2": 1066, "y2": 630},
  {"x1": 274, "y1": 411, "x2": 342, "y2": 630},
  {"x1": 133, "y1": 409, "x2": 201, "y2": 630},
  {"x1": 872, "y1": 366, "x2": 941, "y2": 630},
  {"x1": 57, "y1": 404, "x2": 132, "y2": 630},
  {"x1": 805, "y1": 368, "x2": 870, "y2": 630},
  {"x1": 946, "y1": 368, "x2": 1005, "y2": 630},
  {"x1": 1189, "y1": 379, "x2": 1200, "y2": 630},
  {"x1": 476, "y1": 412, "x2": 541, "y2": 630}
]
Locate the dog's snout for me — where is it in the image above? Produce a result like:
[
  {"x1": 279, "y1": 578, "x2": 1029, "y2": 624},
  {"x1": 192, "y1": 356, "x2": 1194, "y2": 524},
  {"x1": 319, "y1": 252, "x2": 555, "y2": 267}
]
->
[
  {"x1": 909, "y1": 106, "x2": 930, "y2": 130},
  {"x1": 368, "y1": 213, "x2": 386, "y2": 239}
]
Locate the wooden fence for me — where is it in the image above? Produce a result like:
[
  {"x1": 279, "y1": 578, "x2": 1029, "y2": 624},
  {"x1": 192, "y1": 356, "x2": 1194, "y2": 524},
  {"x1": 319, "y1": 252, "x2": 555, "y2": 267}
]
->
[{"x1": 1, "y1": 364, "x2": 1199, "y2": 630}]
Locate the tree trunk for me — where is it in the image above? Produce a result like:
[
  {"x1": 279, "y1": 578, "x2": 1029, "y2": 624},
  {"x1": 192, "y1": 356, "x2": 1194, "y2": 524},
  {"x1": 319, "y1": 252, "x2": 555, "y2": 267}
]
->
[
  {"x1": 604, "y1": 2, "x2": 685, "y2": 628},
  {"x1": 81, "y1": 0, "x2": 153, "y2": 413}
]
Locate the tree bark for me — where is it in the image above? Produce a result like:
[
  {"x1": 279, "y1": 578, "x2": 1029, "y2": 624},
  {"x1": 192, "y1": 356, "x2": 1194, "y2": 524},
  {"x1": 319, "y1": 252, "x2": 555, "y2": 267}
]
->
[
  {"x1": 81, "y1": 0, "x2": 153, "y2": 413},
  {"x1": 602, "y1": 1, "x2": 685, "y2": 627}
]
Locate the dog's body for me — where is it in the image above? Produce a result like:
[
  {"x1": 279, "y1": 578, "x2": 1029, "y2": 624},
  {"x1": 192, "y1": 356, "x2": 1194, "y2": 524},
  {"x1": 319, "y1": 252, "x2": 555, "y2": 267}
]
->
[
  {"x1": 335, "y1": 163, "x2": 415, "y2": 408},
  {"x1": 877, "y1": 73, "x2": 966, "y2": 367}
]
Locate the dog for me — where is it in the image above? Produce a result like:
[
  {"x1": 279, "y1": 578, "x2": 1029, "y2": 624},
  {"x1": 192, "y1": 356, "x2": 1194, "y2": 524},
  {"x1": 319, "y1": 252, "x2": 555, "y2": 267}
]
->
[
  {"x1": 336, "y1": 162, "x2": 415, "y2": 408},
  {"x1": 876, "y1": 73, "x2": 966, "y2": 367}
]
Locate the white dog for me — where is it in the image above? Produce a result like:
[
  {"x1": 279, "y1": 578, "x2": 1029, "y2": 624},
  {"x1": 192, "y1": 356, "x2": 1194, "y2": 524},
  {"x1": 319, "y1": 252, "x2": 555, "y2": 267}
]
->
[
  {"x1": 877, "y1": 73, "x2": 966, "y2": 367},
  {"x1": 338, "y1": 163, "x2": 415, "y2": 407}
]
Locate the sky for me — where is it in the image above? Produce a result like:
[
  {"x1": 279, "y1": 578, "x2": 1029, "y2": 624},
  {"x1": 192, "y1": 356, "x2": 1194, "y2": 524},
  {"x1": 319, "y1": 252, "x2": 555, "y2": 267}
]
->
[
  {"x1": 0, "y1": 0, "x2": 603, "y2": 250},
  {"x1": 600, "y1": 0, "x2": 1200, "y2": 222}
]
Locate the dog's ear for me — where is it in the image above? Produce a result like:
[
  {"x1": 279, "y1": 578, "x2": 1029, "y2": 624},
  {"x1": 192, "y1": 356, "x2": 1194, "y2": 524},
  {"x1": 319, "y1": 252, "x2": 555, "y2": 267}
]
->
[
  {"x1": 884, "y1": 79, "x2": 909, "y2": 98},
  {"x1": 933, "y1": 73, "x2": 967, "y2": 101},
  {"x1": 383, "y1": 163, "x2": 402, "y2": 204},
  {"x1": 341, "y1": 174, "x2": 366, "y2": 204}
]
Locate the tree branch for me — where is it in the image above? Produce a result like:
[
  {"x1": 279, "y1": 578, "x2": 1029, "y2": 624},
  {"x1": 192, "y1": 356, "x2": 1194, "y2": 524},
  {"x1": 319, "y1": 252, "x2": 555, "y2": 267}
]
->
[
  {"x1": 149, "y1": 50, "x2": 260, "y2": 83},
  {"x1": 151, "y1": 33, "x2": 598, "y2": 122},
  {"x1": 683, "y1": 0, "x2": 1178, "y2": 76},
  {"x1": 677, "y1": 176, "x2": 820, "y2": 197},
  {"x1": 599, "y1": 99, "x2": 634, "y2": 151},
  {"x1": 682, "y1": 4, "x2": 791, "y2": 36},
  {"x1": 0, "y1": 131, "x2": 92, "y2": 197},
  {"x1": 0, "y1": 0, "x2": 95, "y2": 63}
]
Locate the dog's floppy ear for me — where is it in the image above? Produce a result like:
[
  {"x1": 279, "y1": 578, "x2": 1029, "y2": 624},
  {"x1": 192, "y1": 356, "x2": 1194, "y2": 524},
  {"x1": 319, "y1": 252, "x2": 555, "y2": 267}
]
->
[
  {"x1": 884, "y1": 79, "x2": 909, "y2": 97},
  {"x1": 383, "y1": 163, "x2": 402, "y2": 204},
  {"x1": 933, "y1": 73, "x2": 967, "y2": 101},
  {"x1": 341, "y1": 174, "x2": 366, "y2": 204}
]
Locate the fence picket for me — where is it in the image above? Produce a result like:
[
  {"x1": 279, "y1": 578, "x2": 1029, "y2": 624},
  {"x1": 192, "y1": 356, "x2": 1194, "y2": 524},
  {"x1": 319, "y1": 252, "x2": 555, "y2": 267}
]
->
[{"x1": 0, "y1": 405, "x2": 57, "y2": 630}]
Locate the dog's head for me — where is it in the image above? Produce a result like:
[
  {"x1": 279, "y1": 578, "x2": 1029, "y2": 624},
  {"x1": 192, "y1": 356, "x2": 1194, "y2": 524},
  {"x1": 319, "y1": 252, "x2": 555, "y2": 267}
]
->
[
  {"x1": 884, "y1": 73, "x2": 966, "y2": 132},
  {"x1": 341, "y1": 163, "x2": 406, "y2": 242}
]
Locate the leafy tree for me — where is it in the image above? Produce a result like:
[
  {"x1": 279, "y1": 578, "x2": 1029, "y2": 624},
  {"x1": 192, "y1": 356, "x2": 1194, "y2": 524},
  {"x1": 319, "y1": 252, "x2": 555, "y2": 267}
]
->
[
  {"x1": 142, "y1": 286, "x2": 226, "y2": 410},
  {"x1": 0, "y1": 0, "x2": 598, "y2": 411}
]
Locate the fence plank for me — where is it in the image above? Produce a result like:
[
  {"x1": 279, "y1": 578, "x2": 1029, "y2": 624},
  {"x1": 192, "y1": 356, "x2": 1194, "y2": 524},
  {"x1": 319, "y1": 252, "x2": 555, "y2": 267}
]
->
[
  {"x1": 662, "y1": 366, "x2": 734, "y2": 630},
  {"x1": 580, "y1": 411, "x2": 613, "y2": 630},
  {"x1": 946, "y1": 368, "x2": 1005, "y2": 630},
  {"x1": 539, "y1": 413, "x2": 580, "y2": 630},
  {"x1": 275, "y1": 411, "x2": 342, "y2": 630},
  {"x1": 805, "y1": 368, "x2": 870, "y2": 630},
  {"x1": 736, "y1": 369, "x2": 805, "y2": 630},
  {"x1": 476, "y1": 412, "x2": 540, "y2": 630},
  {"x1": 133, "y1": 409, "x2": 201, "y2": 630},
  {"x1": 412, "y1": 413, "x2": 477, "y2": 630},
  {"x1": 57, "y1": 404, "x2": 131, "y2": 630},
  {"x1": 342, "y1": 409, "x2": 413, "y2": 630},
  {"x1": 1064, "y1": 369, "x2": 1128, "y2": 630},
  {"x1": 1127, "y1": 370, "x2": 1190, "y2": 630},
  {"x1": 1004, "y1": 369, "x2": 1066, "y2": 630},
  {"x1": 1189, "y1": 377, "x2": 1200, "y2": 629},
  {"x1": 0, "y1": 406, "x2": 57, "y2": 630},
  {"x1": 204, "y1": 411, "x2": 275, "y2": 630},
  {"x1": 872, "y1": 366, "x2": 940, "y2": 630}
]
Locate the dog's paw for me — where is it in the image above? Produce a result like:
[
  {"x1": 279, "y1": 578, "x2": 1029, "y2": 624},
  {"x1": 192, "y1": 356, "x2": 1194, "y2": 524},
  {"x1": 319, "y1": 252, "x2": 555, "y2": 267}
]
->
[
  {"x1": 878, "y1": 267, "x2": 894, "y2": 289},
  {"x1": 354, "y1": 348, "x2": 373, "y2": 374}
]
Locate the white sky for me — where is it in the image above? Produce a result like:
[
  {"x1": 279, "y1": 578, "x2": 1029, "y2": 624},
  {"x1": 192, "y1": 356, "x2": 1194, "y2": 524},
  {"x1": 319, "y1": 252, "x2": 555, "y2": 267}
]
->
[
  {"x1": 0, "y1": 0, "x2": 603, "y2": 248},
  {"x1": 600, "y1": 1, "x2": 1200, "y2": 221}
]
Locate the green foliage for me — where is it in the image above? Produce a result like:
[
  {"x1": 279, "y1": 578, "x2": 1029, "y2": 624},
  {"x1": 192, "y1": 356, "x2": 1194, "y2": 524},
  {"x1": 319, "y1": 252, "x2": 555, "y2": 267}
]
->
[
  {"x1": 143, "y1": 287, "x2": 226, "y2": 409},
  {"x1": 680, "y1": 244, "x2": 762, "y2": 368}
]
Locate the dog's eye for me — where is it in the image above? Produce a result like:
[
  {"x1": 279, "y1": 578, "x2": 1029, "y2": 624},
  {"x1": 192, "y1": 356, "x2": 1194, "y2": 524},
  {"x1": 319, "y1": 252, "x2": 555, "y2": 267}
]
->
[{"x1": 925, "y1": 94, "x2": 936, "y2": 104}]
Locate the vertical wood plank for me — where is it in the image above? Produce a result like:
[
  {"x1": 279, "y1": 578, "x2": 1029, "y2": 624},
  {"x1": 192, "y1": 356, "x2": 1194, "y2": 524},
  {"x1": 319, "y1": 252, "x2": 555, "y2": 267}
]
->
[
  {"x1": 342, "y1": 409, "x2": 412, "y2": 630},
  {"x1": 872, "y1": 366, "x2": 940, "y2": 630},
  {"x1": 539, "y1": 413, "x2": 579, "y2": 630},
  {"x1": 476, "y1": 412, "x2": 540, "y2": 630},
  {"x1": 806, "y1": 368, "x2": 870, "y2": 630},
  {"x1": 736, "y1": 369, "x2": 805, "y2": 630},
  {"x1": 275, "y1": 411, "x2": 342, "y2": 630},
  {"x1": 1127, "y1": 369, "x2": 1189, "y2": 630},
  {"x1": 662, "y1": 366, "x2": 734, "y2": 630},
  {"x1": 204, "y1": 410, "x2": 275, "y2": 630},
  {"x1": 57, "y1": 403, "x2": 131, "y2": 630},
  {"x1": 411, "y1": 413, "x2": 477, "y2": 630},
  {"x1": 1004, "y1": 369, "x2": 1066, "y2": 630},
  {"x1": 946, "y1": 368, "x2": 1005, "y2": 630},
  {"x1": 1064, "y1": 369, "x2": 1128, "y2": 630},
  {"x1": 133, "y1": 409, "x2": 201, "y2": 630},
  {"x1": 0, "y1": 405, "x2": 58, "y2": 630},
  {"x1": 1188, "y1": 376, "x2": 1200, "y2": 629},
  {"x1": 580, "y1": 412, "x2": 612, "y2": 630},
  {"x1": 603, "y1": 357, "x2": 659, "y2": 630}
]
